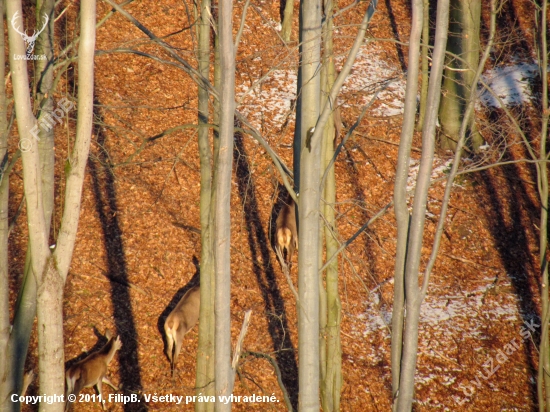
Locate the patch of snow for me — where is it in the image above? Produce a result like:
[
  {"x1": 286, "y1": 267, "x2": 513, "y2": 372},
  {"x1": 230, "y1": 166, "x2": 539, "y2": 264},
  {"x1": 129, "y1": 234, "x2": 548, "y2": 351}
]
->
[
  {"x1": 338, "y1": 45, "x2": 406, "y2": 116},
  {"x1": 479, "y1": 62, "x2": 541, "y2": 108},
  {"x1": 406, "y1": 158, "x2": 453, "y2": 197},
  {"x1": 361, "y1": 273, "x2": 527, "y2": 400},
  {"x1": 237, "y1": 70, "x2": 297, "y2": 132}
]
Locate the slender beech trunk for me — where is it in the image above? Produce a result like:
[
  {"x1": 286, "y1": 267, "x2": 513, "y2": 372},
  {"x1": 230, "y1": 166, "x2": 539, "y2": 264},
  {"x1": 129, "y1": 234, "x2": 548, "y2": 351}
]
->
[
  {"x1": 438, "y1": 0, "x2": 481, "y2": 151},
  {"x1": 0, "y1": 0, "x2": 9, "y2": 399},
  {"x1": 6, "y1": 0, "x2": 95, "y2": 410},
  {"x1": 537, "y1": 1, "x2": 550, "y2": 410},
  {"x1": 281, "y1": 0, "x2": 295, "y2": 42},
  {"x1": 394, "y1": 1, "x2": 449, "y2": 410},
  {"x1": 6, "y1": 2, "x2": 51, "y2": 407},
  {"x1": 214, "y1": 0, "x2": 235, "y2": 409},
  {"x1": 35, "y1": 0, "x2": 55, "y2": 235},
  {"x1": 416, "y1": 0, "x2": 429, "y2": 131},
  {"x1": 33, "y1": 3, "x2": 58, "y2": 408},
  {"x1": 319, "y1": 0, "x2": 341, "y2": 409},
  {"x1": 391, "y1": 0, "x2": 423, "y2": 406},
  {"x1": 296, "y1": 1, "x2": 322, "y2": 411},
  {"x1": 195, "y1": 0, "x2": 216, "y2": 408},
  {"x1": 40, "y1": 1, "x2": 96, "y2": 410},
  {"x1": 1, "y1": 3, "x2": 55, "y2": 404},
  {"x1": 296, "y1": 3, "x2": 377, "y2": 407}
]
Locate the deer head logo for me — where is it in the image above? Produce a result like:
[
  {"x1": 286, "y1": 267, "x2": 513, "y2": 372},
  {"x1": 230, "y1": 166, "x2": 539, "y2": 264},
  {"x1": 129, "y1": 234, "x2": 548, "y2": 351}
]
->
[{"x1": 11, "y1": 12, "x2": 49, "y2": 58}]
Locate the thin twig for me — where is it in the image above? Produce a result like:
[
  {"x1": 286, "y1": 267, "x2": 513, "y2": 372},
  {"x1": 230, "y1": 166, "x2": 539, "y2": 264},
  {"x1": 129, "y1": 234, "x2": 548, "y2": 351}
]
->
[
  {"x1": 242, "y1": 351, "x2": 294, "y2": 411},
  {"x1": 319, "y1": 200, "x2": 393, "y2": 273}
]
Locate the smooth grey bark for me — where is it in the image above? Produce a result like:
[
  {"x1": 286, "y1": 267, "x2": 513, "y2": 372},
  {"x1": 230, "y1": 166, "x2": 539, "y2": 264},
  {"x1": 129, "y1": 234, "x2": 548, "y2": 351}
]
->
[
  {"x1": 537, "y1": 1, "x2": 550, "y2": 410},
  {"x1": 0, "y1": 0, "x2": 9, "y2": 399},
  {"x1": 214, "y1": 0, "x2": 235, "y2": 409},
  {"x1": 0, "y1": 3, "x2": 55, "y2": 404},
  {"x1": 293, "y1": 3, "x2": 377, "y2": 407},
  {"x1": 40, "y1": 0, "x2": 96, "y2": 410},
  {"x1": 281, "y1": 0, "x2": 295, "y2": 42},
  {"x1": 421, "y1": 0, "x2": 496, "y2": 302},
  {"x1": 195, "y1": 0, "x2": 216, "y2": 409},
  {"x1": 6, "y1": 0, "x2": 50, "y2": 313},
  {"x1": 391, "y1": 0, "x2": 423, "y2": 406},
  {"x1": 296, "y1": 0, "x2": 321, "y2": 411},
  {"x1": 7, "y1": 0, "x2": 54, "y2": 407},
  {"x1": 319, "y1": 0, "x2": 341, "y2": 409},
  {"x1": 5, "y1": 0, "x2": 95, "y2": 410},
  {"x1": 35, "y1": 0, "x2": 55, "y2": 231},
  {"x1": 438, "y1": 0, "x2": 481, "y2": 151},
  {"x1": 1, "y1": 256, "x2": 37, "y2": 411},
  {"x1": 394, "y1": 0, "x2": 449, "y2": 410},
  {"x1": 416, "y1": 0, "x2": 429, "y2": 131},
  {"x1": 32, "y1": 1, "x2": 63, "y2": 409}
]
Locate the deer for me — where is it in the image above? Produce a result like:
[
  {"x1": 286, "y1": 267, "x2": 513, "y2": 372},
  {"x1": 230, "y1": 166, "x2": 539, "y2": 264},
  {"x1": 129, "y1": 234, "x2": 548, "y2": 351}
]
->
[
  {"x1": 275, "y1": 194, "x2": 298, "y2": 269},
  {"x1": 164, "y1": 285, "x2": 201, "y2": 377},
  {"x1": 65, "y1": 330, "x2": 122, "y2": 411}
]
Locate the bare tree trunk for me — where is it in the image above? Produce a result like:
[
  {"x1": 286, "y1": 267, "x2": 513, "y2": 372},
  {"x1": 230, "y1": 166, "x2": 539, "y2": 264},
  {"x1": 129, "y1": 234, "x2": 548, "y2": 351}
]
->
[
  {"x1": 0, "y1": 0, "x2": 9, "y2": 399},
  {"x1": 1, "y1": 2, "x2": 56, "y2": 404},
  {"x1": 214, "y1": 0, "x2": 235, "y2": 409},
  {"x1": 195, "y1": 0, "x2": 216, "y2": 408},
  {"x1": 391, "y1": 0, "x2": 423, "y2": 406},
  {"x1": 33, "y1": 3, "x2": 59, "y2": 408},
  {"x1": 537, "y1": 1, "x2": 550, "y2": 410},
  {"x1": 281, "y1": 0, "x2": 295, "y2": 42},
  {"x1": 35, "y1": 0, "x2": 55, "y2": 235},
  {"x1": 438, "y1": 0, "x2": 481, "y2": 151},
  {"x1": 1, "y1": 256, "x2": 37, "y2": 411},
  {"x1": 296, "y1": 2, "x2": 378, "y2": 407},
  {"x1": 7, "y1": 0, "x2": 53, "y2": 407},
  {"x1": 416, "y1": 0, "x2": 429, "y2": 131},
  {"x1": 319, "y1": 0, "x2": 341, "y2": 409},
  {"x1": 7, "y1": 0, "x2": 51, "y2": 324},
  {"x1": 5, "y1": 0, "x2": 95, "y2": 409},
  {"x1": 394, "y1": 0, "x2": 449, "y2": 411},
  {"x1": 39, "y1": 0, "x2": 96, "y2": 409},
  {"x1": 296, "y1": 1, "x2": 321, "y2": 411}
]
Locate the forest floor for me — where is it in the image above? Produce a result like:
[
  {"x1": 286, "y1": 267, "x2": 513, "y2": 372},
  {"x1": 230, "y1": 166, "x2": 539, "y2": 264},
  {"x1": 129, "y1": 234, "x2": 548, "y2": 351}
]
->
[{"x1": 7, "y1": 0, "x2": 546, "y2": 410}]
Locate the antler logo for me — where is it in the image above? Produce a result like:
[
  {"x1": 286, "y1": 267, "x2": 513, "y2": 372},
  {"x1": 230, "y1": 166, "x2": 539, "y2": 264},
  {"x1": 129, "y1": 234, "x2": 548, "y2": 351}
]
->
[{"x1": 11, "y1": 11, "x2": 49, "y2": 58}]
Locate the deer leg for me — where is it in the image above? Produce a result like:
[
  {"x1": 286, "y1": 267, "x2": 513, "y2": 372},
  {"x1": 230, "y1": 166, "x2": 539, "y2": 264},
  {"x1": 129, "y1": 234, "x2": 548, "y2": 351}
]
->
[{"x1": 102, "y1": 376, "x2": 118, "y2": 391}]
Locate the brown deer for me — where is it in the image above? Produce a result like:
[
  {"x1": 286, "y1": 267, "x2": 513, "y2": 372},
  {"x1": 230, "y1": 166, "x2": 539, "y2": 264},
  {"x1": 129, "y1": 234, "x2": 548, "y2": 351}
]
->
[
  {"x1": 65, "y1": 330, "x2": 122, "y2": 411},
  {"x1": 275, "y1": 195, "x2": 298, "y2": 269},
  {"x1": 164, "y1": 285, "x2": 200, "y2": 377}
]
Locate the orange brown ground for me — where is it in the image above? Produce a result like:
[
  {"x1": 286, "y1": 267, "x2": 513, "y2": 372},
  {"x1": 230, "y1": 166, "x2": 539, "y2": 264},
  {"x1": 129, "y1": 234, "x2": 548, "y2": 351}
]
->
[{"x1": 6, "y1": 0, "x2": 545, "y2": 411}]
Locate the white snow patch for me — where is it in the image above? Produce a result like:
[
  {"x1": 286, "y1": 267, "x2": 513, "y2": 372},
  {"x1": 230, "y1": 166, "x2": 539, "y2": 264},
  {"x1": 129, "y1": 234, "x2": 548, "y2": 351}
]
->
[
  {"x1": 237, "y1": 70, "x2": 297, "y2": 132},
  {"x1": 406, "y1": 157, "x2": 453, "y2": 196},
  {"x1": 479, "y1": 62, "x2": 541, "y2": 108},
  {"x1": 338, "y1": 46, "x2": 406, "y2": 116},
  {"x1": 361, "y1": 274, "x2": 525, "y2": 397}
]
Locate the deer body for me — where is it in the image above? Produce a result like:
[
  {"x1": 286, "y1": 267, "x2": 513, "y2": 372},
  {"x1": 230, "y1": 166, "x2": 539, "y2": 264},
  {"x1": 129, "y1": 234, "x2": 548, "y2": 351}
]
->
[
  {"x1": 65, "y1": 331, "x2": 121, "y2": 411},
  {"x1": 164, "y1": 285, "x2": 200, "y2": 376},
  {"x1": 275, "y1": 196, "x2": 298, "y2": 268}
]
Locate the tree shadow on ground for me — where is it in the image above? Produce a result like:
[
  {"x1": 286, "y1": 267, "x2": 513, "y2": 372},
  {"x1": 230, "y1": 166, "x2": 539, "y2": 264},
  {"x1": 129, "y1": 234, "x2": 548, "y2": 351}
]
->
[
  {"x1": 477, "y1": 104, "x2": 541, "y2": 410},
  {"x1": 233, "y1": 129, "x2": 299, "y2": 411},
  {"x1": 384, "y1": 0, "x2": 409, "y2": 72},
  {"x1": 89, "y1": 96, "x2": 148, "y2": 412}
]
